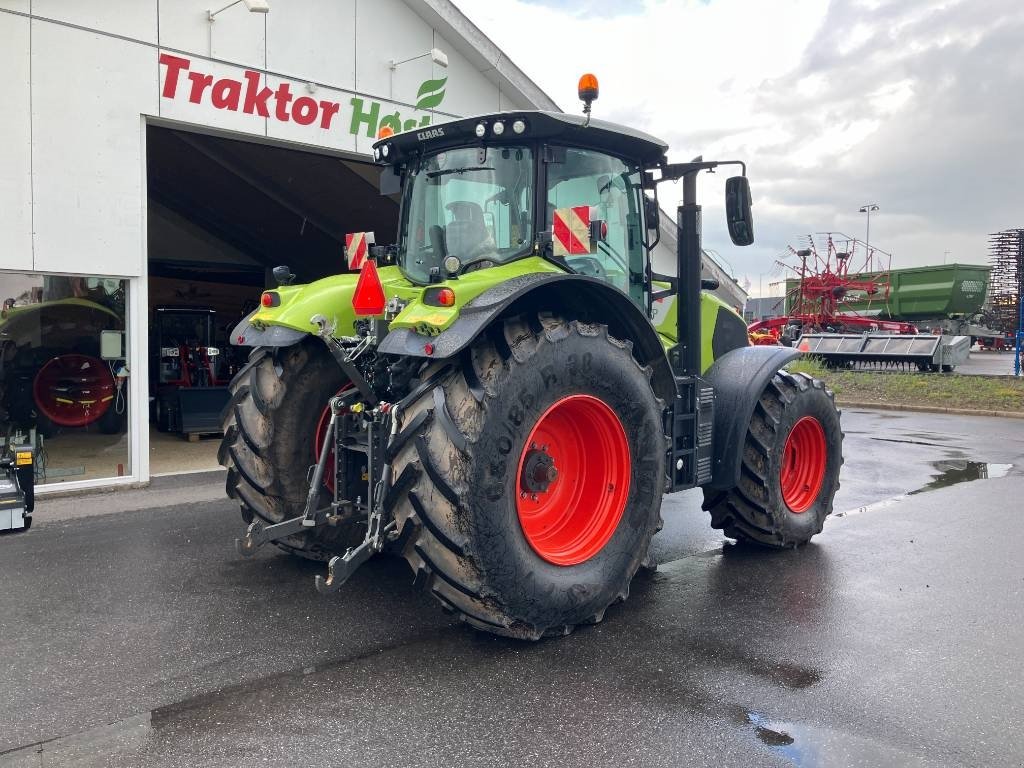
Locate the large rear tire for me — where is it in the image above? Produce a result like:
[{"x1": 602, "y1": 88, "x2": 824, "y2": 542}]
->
[
  {"x1": 219, "y1": 339, "x2": 365, "y2": 561},
  {"x1": 387, "y1": 314, "x2": 666, "y2": 640},
  {"x1": 702, "y1": 370, "x2": 842, "y2": 547}
]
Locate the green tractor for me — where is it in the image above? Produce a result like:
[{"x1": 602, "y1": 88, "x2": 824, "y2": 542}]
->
[{"x1": 221, "y1": 81, "x2": 843, "y2": 639}]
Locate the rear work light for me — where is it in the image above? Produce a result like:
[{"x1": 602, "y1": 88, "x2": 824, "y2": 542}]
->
[{"x1": 352, "y1": 260, "x2": 387, "y2": 316}]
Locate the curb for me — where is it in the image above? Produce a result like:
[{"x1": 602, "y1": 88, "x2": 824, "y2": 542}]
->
[{"x1": 836, "y1": 400, "x2": 1024, "y2": 419}]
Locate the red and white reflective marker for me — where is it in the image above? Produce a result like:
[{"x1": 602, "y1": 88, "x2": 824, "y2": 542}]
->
[
  {"x1": 345, "y1": 231, "x2": 375, "y2": 270},
  {"x1": 552, "y1": 206, "x2": 598, "y2": 257}
]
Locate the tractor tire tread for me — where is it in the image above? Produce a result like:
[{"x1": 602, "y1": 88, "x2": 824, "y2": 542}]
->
[
  {"x1": 389, "y1": 313, "x2": 664, "y2": 640},
  {"x1": 702, "y1": 369, "x2": 842, "y2": 548}
]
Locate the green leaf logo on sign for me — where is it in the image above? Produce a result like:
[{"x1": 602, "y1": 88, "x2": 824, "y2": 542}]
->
[{"x1": 415, "y1": 77, "x2": 447, "y2": 110}]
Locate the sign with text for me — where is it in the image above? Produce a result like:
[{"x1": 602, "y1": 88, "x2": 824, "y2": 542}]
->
[{"x1": 158, "y1": 53, "x2": 447, "y2": 151}]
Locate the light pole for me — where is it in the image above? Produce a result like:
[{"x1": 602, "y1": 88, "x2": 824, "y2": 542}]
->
[{"x1": 858, "y1": 203, "x2": 879, "y2": 255}]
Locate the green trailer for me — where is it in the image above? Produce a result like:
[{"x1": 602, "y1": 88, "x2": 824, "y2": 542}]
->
[{"x1": 785, "y1": 263, "x2": 991, "y2": 321}]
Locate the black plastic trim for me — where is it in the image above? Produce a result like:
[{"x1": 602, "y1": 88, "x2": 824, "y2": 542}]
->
[
  {"x1": 711, "y1": 306, "x2": 750, "y2": 360},
  {"x1": 230, "y1": 314, "x2": 308, "y2": 348}
]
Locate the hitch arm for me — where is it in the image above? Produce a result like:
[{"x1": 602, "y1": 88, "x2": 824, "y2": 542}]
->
[
  {"x1": 235, "y1": 510, "x2": 333, "y2": 557},
  {"x1": 313, "y1": 520, "x2": 397, "y2": 594},
  {"x1": 311, "y1": 314, "x2": 378, "y2": 405}
]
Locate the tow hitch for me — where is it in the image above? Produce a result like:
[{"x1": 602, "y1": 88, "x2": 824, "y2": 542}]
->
[
  {"x1": 235, "y1": 390, "x2": 358, "y2": 557},
  {"x1": 234, "y1": 387, "x2": 398, "y2": 592},
  {"x1": 315, "y1": 397, "x2": 397, "y2": 593}
]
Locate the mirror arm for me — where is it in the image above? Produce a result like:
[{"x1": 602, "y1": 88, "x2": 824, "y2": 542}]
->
[{"x1": 647, "y1": 159, "x2": 747, "y2": 185}]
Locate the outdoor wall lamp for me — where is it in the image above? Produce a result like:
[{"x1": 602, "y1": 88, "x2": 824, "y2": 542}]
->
[
  {"x1": 390, "y1": 48, "x2": 449, "y2": 70},
  {"x1": 209, "y1": 0, "x2": 270, "y2": 23}
]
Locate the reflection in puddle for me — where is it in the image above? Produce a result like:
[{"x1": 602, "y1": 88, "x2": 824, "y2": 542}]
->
[
  {"x1": 746, "y1": 711, "x2": 801, "y2": 762},
  {"x1": 836, "y1": 461, "x2": 1013, "y2": 518},
  {"x1": 741, "y1": 710, "x2": 934, "y2": 766},
  {"x1": 908, "y1": 460, "x2": 1012, "y2": 495}
]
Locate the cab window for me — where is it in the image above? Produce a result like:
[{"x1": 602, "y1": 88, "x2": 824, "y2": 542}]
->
[{"x1": 546, "y1": 148, "x2": 646, "y2": 304}]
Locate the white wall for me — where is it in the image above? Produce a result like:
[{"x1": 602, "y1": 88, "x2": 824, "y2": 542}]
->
[
  {"x1": 0, "y1": 0, "x2": 524, "y2": 278},
  {"x1": 0, "y1": 12, "x2": 32, "y2": 271},
  {"x1": 31, "y1": 23, "x2": 157, "y2": 276}
]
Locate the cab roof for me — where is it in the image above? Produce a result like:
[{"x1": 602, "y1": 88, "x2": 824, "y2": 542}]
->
[{"x1": 374, "y1": 110, "x2": 669, "y2": 168}]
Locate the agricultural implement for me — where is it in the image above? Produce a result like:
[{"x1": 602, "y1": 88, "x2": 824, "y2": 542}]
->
[
  {"x1": 220, "y1": 77, "x2": 844, "y2": 639},
  {"x1": 797, "y1": 332, "x2": 971, "y2": 371},
  {"x1": 152, "y1": 307, "x2": 231, "y2": 437},
  {"x1": 0, "y1": 440, "x2": 33, "y2": 533},
  {"x1": 749, "y1": 235, "x2": 985, "y2": 371}
]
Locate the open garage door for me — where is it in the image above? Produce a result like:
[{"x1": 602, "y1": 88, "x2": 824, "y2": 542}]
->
[{"x1": 146, "y1": 124, "x2": 398, "y2": 475}]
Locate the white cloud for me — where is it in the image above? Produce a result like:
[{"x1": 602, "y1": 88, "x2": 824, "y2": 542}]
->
[{"x1": 453, "y1": 0, "x2": 1024, "y2": 295}]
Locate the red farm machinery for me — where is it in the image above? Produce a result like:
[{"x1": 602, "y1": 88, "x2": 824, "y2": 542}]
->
[{"x1": 748, "y1": 234, "x2": 975, "y2": 371}]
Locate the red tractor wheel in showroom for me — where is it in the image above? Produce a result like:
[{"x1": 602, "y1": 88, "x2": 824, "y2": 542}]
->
[{"x1": 32, "y1": 354, "x2": 122, "y2": 434}]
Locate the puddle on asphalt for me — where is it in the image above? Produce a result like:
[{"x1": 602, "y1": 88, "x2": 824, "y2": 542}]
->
[
  {"x1": 746, "y1": 711, "x2": 798, "y2": 756},
  {"x1": 835, "y1": 461, "x2": 1013, "y2": 518},
  {"x1": 740, "y1": 710, "x2": 933, "y2": 766},
  {"x1": 907, "y1": 460, "x2": 1012, "y2": 495}
]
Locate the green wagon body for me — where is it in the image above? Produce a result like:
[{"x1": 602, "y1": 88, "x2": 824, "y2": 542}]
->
[{"x1": 785, "y1": 263, "x2": 991, "y2": 321}]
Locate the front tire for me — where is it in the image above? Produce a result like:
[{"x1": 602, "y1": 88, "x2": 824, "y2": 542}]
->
[
  {"x1": 702, "y1": 370, "x2": 842, "y2": 547},
  {"x1": 388, "y1": 315, "x2": 666, "y2": 639}
]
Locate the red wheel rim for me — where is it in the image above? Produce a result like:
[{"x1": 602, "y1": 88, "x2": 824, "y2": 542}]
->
[
  {"x1": 516, "y1": 395, "x2": 631, "y2": 566},
  {"x1": 313, "y1": 384, "x2": 354, "y2": 494},
  {"x1": 780, "y1": 416, "x2": 827, "y2": 513},
  {"x1": 32, "y1": 354, "x2": 114, "y2": 427}
]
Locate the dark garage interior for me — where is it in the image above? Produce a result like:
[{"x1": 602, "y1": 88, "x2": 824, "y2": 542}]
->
[{"x1": 145, "y1": 124, "x2": 400, "y2": 473}]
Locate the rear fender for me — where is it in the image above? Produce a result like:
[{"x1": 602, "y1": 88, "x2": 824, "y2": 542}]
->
[
  {"x1": 377, "y1": 273, "x2": 677, "y2": 403},
  {"x1": 703, "y1": 345, "x2": 800, "y2": 490},
  {"x1": 230, "y1": 311, "x2": 309, "y2": 349}
]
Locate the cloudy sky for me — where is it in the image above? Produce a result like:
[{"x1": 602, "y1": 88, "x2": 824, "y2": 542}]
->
[{"x1": 453, "y1": 0, "x2": 1024, "y2": 295}]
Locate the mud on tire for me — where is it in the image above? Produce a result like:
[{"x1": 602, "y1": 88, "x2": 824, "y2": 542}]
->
[
  {"x1": 219, "y1": 339, "x2": 365, "y2": 561},
  {"x1": 386, "y1": 314, "x2": 666, "y2": 640},
  {"x1": 702, "y1": 370, "x2": 843, "y2": 548}
]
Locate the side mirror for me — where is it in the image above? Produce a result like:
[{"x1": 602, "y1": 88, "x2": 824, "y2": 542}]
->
[
  {"x1": 643, "y1": 195, "x2": 660, "y2": 231},
  {"x1": 725, "y1": 176, "x2": 754, "y2": 246}
]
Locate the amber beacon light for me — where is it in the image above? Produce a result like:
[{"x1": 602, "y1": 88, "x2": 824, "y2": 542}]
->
[{"x1": 578, "y1": 73, "x2": 599, "y2": 125}]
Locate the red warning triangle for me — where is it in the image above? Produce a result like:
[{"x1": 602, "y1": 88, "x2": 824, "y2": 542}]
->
[{"x1": 352, "y1": 260, "x2": 386, "y2": 316}]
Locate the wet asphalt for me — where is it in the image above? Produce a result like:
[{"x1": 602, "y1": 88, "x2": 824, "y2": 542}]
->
[{"x1": 1, "y1": 409, "x2": 1023, "y2": 767}]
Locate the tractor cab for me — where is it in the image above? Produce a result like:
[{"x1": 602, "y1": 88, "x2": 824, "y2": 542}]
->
[{"x1": 375, "y1": 110, "x2": 669, "y2": 311}]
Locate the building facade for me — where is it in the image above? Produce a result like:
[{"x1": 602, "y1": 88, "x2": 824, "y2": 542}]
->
[{"x1": 0, "y1": 0, "x2": 554, "y2": 491}]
